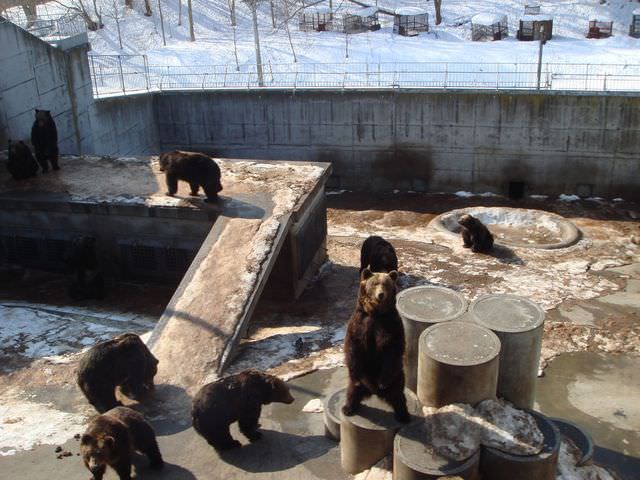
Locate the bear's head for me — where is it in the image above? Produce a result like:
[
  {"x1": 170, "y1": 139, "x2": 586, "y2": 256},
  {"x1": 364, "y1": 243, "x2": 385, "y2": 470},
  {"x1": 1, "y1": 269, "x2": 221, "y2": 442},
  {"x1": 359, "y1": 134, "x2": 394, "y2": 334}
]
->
[
  {"x1": 359, "y1": 268, "x2": 398, "y2": 314},
  {"x1": 34, "y1": 109, "x2": 52, "y2": 128},
  {"x1": 373, "y1": 242, "x2": 396, "y2": 272},
  {"x1": 80, "y1": 432, "x2": 114, "y2": 476},
  {"x1": 458, "y1": 214, "x2": 477, "y2": 229},
  {"x1": 158, "y1": 153, "x2": 174, "y2": 172},
  {"x1": 261, "y1": 373, "x2": 295, "y2": 405}
]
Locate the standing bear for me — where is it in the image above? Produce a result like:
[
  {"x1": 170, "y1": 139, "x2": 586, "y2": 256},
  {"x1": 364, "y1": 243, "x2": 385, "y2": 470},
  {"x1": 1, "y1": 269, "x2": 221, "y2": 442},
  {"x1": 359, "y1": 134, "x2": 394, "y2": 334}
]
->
[
  {"x1": 77, "y1": 333, "x2": 159, "y2": 413},
  {"x1": 342, "y1": 268, "x2": 410, "y2": 423},
  {"x1": 192, "y1": 369, "x2": 295, "y2": 451},
  {"x1": 80, "y1": 406, "x2": 164, "y2": 480},
  {"x1": 31, "y1": 109, "x2": 59, "y2": 172},
  {"x1": 64, "y1": 235, "x2": 105, "y2": 300},
  {"x1": 458, "y1": 214, "x2": 494, "y2": 253},
  {"x1": 7, "y1": 140, "x2": 38, "y2": 180},
  {"x1": 359, "y1": 235, "x2": 399, "y2": 274},
  {"x1": 158, "y1": 150, "x2": 223, "y2": 203}
]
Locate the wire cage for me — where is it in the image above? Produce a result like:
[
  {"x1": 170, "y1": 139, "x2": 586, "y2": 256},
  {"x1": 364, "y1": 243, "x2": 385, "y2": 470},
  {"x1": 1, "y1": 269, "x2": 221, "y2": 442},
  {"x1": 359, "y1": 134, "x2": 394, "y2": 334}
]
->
[
  {"x1": 517, "y1": 14, "x2": 553, "y2": 41},
  {"x1": 631, "y1": 9, "x2": 640, "y2": 38},
  {"x1": 587, "y1": 19, "x2": 613, "y2": 39},
  {"x1": 340, "y1": 7, "x2": 380, "y2": 33},
  {"x1": 524, "y1": 4, "x2": 541, "y2": 15},
  {"x1": 393, "y1": 7, "x2": 429, "y2": 36},
  {"x1": 471, "y1": 13, "x2": 508, "y2": 41},
  {"x1": 298, "y1": 5, "x2": 333, "y2": 32}
]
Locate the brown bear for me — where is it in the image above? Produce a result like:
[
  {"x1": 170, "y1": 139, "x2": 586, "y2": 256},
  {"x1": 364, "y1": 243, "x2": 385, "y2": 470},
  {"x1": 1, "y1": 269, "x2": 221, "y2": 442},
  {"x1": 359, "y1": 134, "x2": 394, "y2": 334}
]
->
[
  {"x1": 191, "y1": 369, "x2": 295, "y2": 451},
  {"x1": 30, "y1": 109, "x2": 59, "y2": 172},
  {"x1": 343, "y1": 268, "x2": 410, "y2": 423},
  {"x1": 80, "y1": 406, "x2": 163, "y2": 480},
  {"x1": 359, "y1": 235, "x2": 399, "y2": 274},
  {"x1": 77, "y1": 333, "x2": 158, "y2": 413},
  {"x1": 64, "y1": 235, "x2": 105, "y2": 300},
  {"x1": 158, "y1": 150, "x2": 222, "y2": 203},
  {"x1": 458, "y1": 214, "x2": 494, "y2": 253},
  {"x1": 7, "y1": 140, "x2": 38, "y2": 180}
]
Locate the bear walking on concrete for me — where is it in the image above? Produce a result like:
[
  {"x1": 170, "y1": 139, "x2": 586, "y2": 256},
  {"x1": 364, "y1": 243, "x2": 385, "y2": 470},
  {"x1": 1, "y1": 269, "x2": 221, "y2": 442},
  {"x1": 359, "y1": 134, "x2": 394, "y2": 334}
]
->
[
  {"x1": 158, "y1": 150, "x2": 223, "y2": 203},
  {"x1": 30, "y1": 109, "x2": 59, "y2": 172},
  {"x1": 360, "y1": 235, "x2": 399, "y2": 274},
  {"x1": 458, "y1": 214, "x2": 494, "y2": 253},
  {"x1": 77, "y1": 333, "x2": 159, "y2": 413},
  {"x1": 192, "y1": 369, "x2": 295, "y2": 451},
  {"x1": 7, "y1": 140, "x2": 38, "y2": 180},
  {"x1": 80, "y1": 406, "x2": 163, "y2": 480},
  {"x1": 64, "y1": 235, "x2": 105, "y2": 300},
  {"x1": 342, "y1": 268, "x2": 410, "y2": 423}
]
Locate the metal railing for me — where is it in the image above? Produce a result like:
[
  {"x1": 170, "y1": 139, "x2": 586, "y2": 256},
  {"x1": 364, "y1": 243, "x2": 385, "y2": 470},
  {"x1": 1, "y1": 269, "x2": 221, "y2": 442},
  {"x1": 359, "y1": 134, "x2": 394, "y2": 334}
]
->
[
  {"x1": 88, "y1": 56, "x2": 640, "y2": 97},
  {"x1": 3, "y1": 11, "x2": 86, "y2": 41}
]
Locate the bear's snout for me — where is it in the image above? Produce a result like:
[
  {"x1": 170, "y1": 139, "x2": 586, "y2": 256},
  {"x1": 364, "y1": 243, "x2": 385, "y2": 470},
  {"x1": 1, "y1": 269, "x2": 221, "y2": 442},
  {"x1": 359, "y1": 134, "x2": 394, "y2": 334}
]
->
[{"x1": 377, "y1": 291, "x2": 385, "y2": 301}]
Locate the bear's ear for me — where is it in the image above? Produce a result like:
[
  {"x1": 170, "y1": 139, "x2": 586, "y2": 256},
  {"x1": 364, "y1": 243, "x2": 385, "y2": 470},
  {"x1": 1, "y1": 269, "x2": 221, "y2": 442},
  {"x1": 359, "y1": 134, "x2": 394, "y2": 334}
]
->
[
  {"x1": 80, "y1": 434, "x2": 93, "y2": 445},
  {"x1": 361, "y1": 267, "x2": 373, "y2": 281},
  {"x1": 388, "y1": 270, "x2": 398, "y2": 281}
]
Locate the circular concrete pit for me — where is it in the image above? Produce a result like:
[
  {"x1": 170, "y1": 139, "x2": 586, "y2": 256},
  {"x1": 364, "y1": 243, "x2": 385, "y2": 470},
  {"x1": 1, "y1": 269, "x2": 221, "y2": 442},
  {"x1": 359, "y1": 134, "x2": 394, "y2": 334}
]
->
[
  {"x1": 393, "y1": 420, "x2": 481, "y2": 480},
  {"x1": 480, "y1": 410, "x2": 560, "y2": 480},
  {"x1": 397, "y1": 286, "x2": 469, "y2": 393},
  {"x1": 417, "y1": 321, "x2": 501, "y2": 408},
  {"x1": 550, "y1": 417, "x2": 594, "y2": 467},
  {"x1": 339, "y1": 389, "x2": 421, "y2": 474},
  {"x1": 429, "y1": 206, "x2": 581, "y2": 249},
  {"x1": 470, "y1": 294, "x2": 545, "y2": 409}
]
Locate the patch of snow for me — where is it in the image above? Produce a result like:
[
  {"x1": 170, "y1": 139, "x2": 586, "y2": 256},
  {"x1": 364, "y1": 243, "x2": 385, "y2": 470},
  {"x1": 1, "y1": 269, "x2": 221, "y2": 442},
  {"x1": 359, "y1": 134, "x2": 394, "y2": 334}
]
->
[
  {"x1": 521, "y1": 14, "x2": 553, "y2": 21},
  {"x1": 557, "y1": 439, "x2": 616, "y2": 480},
  {"x1": 326, "y1": 189, "x2": 349, "y2": 196},
  {"x1": 455, "y1": 191, "x2": 475, "y2": 197},
  {"x1": 472, "y1": 13, "x2": 506, "y2": 26},
  {"x1": 395, "y1": 7, "x2": 427, "y2": 15},
  {"x1": 302, "y1": 398, "x2": 324, "y2": 413},
  {"x1": 529, "y1": 194, "x2": 549, "y2": 199},
  {"x1": 422, "y1": 403, "x2": 481, "y2": 461},
  {"x1": 612, "y1": 198, "x2": 625, "y2": 202},
  {"x1": 559, "y1": 194, "x2": 581, "y2": 202}
]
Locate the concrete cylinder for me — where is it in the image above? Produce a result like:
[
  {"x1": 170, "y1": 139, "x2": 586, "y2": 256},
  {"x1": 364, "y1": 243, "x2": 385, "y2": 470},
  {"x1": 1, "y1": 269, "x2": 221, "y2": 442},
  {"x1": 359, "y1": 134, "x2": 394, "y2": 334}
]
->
[
  {"x1": 417, "y1": 321, "x2": 500, "y2": 408},
  {"x1": 469, "y1": 294, "x2": 545, "y2": 409},
  {"x1": 397, "y1": 286, "x2": 468, "y2": 393},
  {"x1": 480, "y1": 410, "x2": 560, "y2": 480},
  {"x1": 393, "y1": 421, "x2": 481, "y2": 480},
  {"x1": 323, "y1": 387, "x2": 347, "y2": 441},
  {"x1": 340, "y1": 389, "x2": 421, "y2": 474}
]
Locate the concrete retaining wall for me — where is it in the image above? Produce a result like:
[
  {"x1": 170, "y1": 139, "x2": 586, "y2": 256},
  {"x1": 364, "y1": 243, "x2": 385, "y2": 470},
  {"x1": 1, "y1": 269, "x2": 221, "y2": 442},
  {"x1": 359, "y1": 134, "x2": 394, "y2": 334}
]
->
[{"x1": 155, "y1": 90, "x2": 640, "y2": 200}]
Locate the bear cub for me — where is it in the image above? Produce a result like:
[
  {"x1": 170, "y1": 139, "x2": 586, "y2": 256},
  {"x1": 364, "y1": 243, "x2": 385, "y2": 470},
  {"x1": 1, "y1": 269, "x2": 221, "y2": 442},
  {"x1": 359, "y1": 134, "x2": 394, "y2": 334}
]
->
[
  {"x1": 77, "y1": 333, "x2": 158, "y2": 413},
  {"x1": 31, "y1": 109, "x2": 59, "y2": 172},
  {"x1": 64, "y1": 235, "x2": 105, "y2": 300},
  {"x1": 360, "y1": 235, "x2": 398, "y2": 274},
  {"x1": 80, "y1": 406, "x2": 163, "y2": 480},
  {"x1": 343, "y1": 268, "x2": 410, "y2": 423},
  {"x1": 158, "y1": 150, "x2": 222, "y2": 203},
  {"x1": 7, "y1": 140, "x2": 38, "y2": 180},
  {"x1": 192, "y1": 369, "x2": 295, "y2": 451},
  {"x1": 458, "y1": 214, "x2": 494, "y2": 253}
]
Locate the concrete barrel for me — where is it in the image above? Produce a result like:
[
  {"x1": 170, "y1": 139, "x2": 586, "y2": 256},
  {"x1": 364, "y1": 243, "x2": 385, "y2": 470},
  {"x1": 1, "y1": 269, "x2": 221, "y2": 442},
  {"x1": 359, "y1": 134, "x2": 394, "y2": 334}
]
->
[
  {"x1": 393, "y1": 421, "x2": 481, "y2": 480},
  {"x1": 469, "y1": 294, "x2": 545, "y2": 409},
  {"x1": 480, "y1": 410, "x2": 560, "y2": 480},
  {"x1": 397, "y1": 286, "x2": 468, "y2": 393},
  {"x1": 340, "y1": 389, "x2": 422, "y2": 474},
  {"x1": 324, "y1": 387, "x2": 347, "y2": 441},
  {"x1": 417, "y1": 321, "x2": 500, "y2": 408}
]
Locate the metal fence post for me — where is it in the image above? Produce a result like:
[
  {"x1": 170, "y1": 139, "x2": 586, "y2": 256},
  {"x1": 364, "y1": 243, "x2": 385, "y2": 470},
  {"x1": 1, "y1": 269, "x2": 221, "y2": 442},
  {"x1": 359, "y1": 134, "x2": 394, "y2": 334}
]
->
[
  {"x1": 143, "y1": 55, "x2": 150, "y2": 91},
  {"x1": 585, "y1": 64, "x2": 589, "y2": 91},
  {"x1": 117, "y1": 55, "x2": 125, "y2": 94},
  {"x1": 90, "y1": 55, "x2": 99, "y2": 96}
]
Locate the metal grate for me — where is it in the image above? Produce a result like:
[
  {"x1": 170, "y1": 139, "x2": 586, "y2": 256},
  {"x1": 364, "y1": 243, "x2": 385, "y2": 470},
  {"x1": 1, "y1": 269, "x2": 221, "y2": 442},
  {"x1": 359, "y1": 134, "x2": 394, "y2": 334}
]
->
[
  {"x1": 165, "y1": 247, "x2": 193, "y2": 272},
  {"x1": 46, "y1": 239, "x2": 68, "y2": 262},
  {"x1": 130, "y1": 244, "x2": 157, "y2": 271}
]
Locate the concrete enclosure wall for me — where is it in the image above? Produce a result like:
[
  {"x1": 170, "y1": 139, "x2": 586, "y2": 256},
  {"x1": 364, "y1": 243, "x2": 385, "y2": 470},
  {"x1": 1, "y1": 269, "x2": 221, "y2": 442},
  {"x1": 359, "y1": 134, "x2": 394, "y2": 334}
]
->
[{"x1": 155, "y1": 90, "x2": 640, "y2": 200}]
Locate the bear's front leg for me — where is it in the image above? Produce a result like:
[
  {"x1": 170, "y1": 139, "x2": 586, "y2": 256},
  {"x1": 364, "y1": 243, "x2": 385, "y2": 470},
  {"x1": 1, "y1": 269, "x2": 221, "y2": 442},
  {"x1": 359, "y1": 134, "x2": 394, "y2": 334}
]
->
[
  {"x1": 112, "y1": 455, "x2": 133, "y2": 480},
  {"x1": 462, "y1": 228, "x2": 473, "y2": 248},
  {"x1": 238, "y1": 405, "x2": 263, "y2": 442},
  {"x1": 165, "y1": 173, "x2": 178, "y2": 196}
]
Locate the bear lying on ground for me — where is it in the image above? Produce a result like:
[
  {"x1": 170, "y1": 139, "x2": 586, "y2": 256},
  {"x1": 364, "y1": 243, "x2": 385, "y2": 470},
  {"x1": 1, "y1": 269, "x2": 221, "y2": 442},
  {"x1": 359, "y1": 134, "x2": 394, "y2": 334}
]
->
[
  {"x1": 64, "y1": 235, "x2": 105, "y2": 300},
  {"x1": 343, "y1": 268, "x2": 410, "y2": 423},
  {"x1": 77, "y1": 333, "x2": 159, "y2": 413},
  {"x1": 458, "y1": 214, "x2": 494, "y2": 253},
  {"x1": 192, "y1": 369, "x2": 295, "y2": 451},
  {"x1": 80, "y1": 406, "x2": 163, "y2": 480},
  {"x1": 30, "y1": 109, "x2": 59, "y2": 172},
  {"x1": 7, "y1": 140, "x2": 38, "y2": 180},
  {"x1": 158, "y1": 150, "x2": 222, "y2": 203},
  {"x1": 360, "y1": 235, "x2": 399, "y2": 274}
]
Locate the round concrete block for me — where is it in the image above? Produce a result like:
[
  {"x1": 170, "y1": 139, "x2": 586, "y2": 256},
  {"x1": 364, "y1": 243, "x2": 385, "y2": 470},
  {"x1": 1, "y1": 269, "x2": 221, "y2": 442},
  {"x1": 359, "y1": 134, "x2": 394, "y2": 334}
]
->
[
  {"x1": 480, "y1": 410, "x2": 560, "y2": 480},
  {"x1": 417, "y1": 321, "x2": 500, "y2": 408},
  {"x1": 550, "y1": 417, "x2": 594, "y2": 466},
  {"x1": 340, "y1": 389, "x2": 422, "y2": 474},
  {"x1": 324, "y1": 387, "x2": 347, "y2": 441},
  {"x1": 470, "y1": 294, "x2": 545, "y2": 409},
  {"x1": 397, "y1": 286, "x2": 469, "y2": 393},
  {"x1": 393, "y1": 421, "x2": 481, "y2": 480}
]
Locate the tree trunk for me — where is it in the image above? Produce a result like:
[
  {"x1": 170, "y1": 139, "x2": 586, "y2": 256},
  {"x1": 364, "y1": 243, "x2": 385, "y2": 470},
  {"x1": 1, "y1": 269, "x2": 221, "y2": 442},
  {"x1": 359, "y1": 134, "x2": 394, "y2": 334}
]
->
[
  {"x1": 158, "y1": 0, "x2": 166, "y2": 45},
  {"x1": 188, "y1": 0, "x2": 195, "y2": 41},
  {"x1": 283, "y1": 1, "x2": 296, "y2": 62},
  {"x1": 434, "y1": 0, "x2": 442, "y2": 26},
  {"x1": 178, "y1": 0, "x2": 182, "y2": 26},
  {"x1": 269, "y1": 0, "x2": 275, "y2": 28},
  {"x1": 232, "y1": 24, "x2": 240, "y2": 71},
  {"x1": 249, "y1": 2, "x2": 264, "y2": 86},
  {"x1": 144, "y1": 0, "x2": 152, "y2": 16},
  {"x1": 113, "y1": 3, "x2": 122, "y2": 48},
  {"x1": 125, "y1": 0, "x2": 133, "y2": 8},
  {"x1": 93, "y1": 0, "x2": 104, "y2": 28}
]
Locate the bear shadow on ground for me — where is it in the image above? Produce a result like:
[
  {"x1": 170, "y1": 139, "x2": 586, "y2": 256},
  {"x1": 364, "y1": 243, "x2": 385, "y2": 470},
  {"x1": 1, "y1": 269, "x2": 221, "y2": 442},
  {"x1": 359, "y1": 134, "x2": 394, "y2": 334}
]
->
[
  {"x1": 131, "y1": 456, "x2": 197, "y2": 480},
  {"x1": 132, "y1": 384, "x2": 194, "y2": 436},
  {"x1": 217, "y1": 430, "x2": 334, "y2": 473},
  {"x1": 490, "y1": 244, "x2": 524, "y2": 265}
]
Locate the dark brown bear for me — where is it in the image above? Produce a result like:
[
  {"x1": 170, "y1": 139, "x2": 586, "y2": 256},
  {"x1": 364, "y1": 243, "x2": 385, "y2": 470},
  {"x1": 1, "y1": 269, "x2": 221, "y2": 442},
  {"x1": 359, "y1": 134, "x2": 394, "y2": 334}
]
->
[
  {"x1": 459, "y1": 214, "x2": 494, "y2": 253},
  {"x1": 77, "y1": 333, "x2": 158, "y2": 413},
  {"x1": 158, "y1": 150, "x2": 222, "y2": 203},
  {"x1": 64, "y1": 235, "x2": 104, "y2": 300},
  {"x1": 343, "y1": 268, "x2": 410, "y2": 423},
  {"x1": 30, "y1": 109, "x2": 59, "y2": 172},
  {"x1": 80, "y1": 406, "x2": 163, "y2": 480},
  {"x1": 359, "y1": 235, "x2": 399, "y2": 274},
  {"x1": 191, "y1": 369, "x2": 295, "y2": 451},
  {"x1": 7, "y1": 140, "x2": 38, "y2": 180}
]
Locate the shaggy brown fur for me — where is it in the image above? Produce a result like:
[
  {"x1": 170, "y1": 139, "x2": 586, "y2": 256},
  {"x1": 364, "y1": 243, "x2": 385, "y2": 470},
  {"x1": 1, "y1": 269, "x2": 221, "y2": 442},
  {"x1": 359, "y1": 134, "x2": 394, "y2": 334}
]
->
[
  {"x1": 158, "y1": 150, "x2": 222, "y2": 203},
  {"x1": 359, "y1": 235, "x2": 399, "y2": 274},
  {"x1": 459, "y1": 214, "x2": 494, "y2": 253}
]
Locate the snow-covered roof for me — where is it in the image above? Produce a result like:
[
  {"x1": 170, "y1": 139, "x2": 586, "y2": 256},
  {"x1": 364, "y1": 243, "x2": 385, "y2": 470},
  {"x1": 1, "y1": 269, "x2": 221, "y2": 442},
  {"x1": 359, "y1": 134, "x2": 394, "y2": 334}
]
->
[
  {"x1": 349, "y1": 6, "x2": 378, "y2": 18},
  {"x1": 589, "y1": 17, "x2": 612, "y2": 23},
  {"x1": 395, "y1": 7, "x2": 427, "y2": 16},
  {"x1": 520, "y1": 14, "x2": 552, "y2": 22},
  {"x1": 304, "y1": 5, "x2": 332, "y2": 14},
  {"x1": 472, "y1": 13, "x2": 506, "y2": 26},
  {"x1": 634, "y1": 8, "x2": 640, "y2": 16}
]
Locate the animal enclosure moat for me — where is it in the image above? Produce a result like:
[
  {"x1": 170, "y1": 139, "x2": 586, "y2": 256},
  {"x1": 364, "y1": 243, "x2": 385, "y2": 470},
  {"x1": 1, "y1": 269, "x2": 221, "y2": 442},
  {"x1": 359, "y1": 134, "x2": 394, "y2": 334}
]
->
[{"x1": 0, "y1": 160, "x2": 639, "y2": 479}]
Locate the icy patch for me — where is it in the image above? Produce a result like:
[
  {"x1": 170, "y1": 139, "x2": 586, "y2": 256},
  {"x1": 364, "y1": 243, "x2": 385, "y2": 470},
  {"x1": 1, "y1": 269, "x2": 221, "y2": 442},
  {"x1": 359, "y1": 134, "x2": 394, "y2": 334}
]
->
[
  {"x1": 326, "y1": 189, "x2": 349, "y2": 196},
  {"x1": 302, "y1": 399, "x2": 324, "y2": 413},
  {"x1": 423, "y1": 403, "x2": 481, "y2": 461},
  {"x1": 529, "y1": 194, "x2": 549, "y2": 199},
  {"x1": 559, "y1": 194, "x2": 581, "y2": 202},
  {"x1": 557, "y1": 439, "x2": 616, "y2": 480}
]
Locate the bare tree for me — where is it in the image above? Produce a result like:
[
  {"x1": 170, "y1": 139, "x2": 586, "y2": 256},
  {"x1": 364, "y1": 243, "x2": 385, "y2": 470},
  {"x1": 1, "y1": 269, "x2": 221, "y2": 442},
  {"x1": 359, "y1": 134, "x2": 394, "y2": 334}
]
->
[
  {"x1": 92, "y1": 0, "x2": 104, "y2": 28},
  {"x1": 177, "y1": 0, "x2": 181, "y2": 25},
  {"x1": 157, "y1": 0, "x2": 166, "y2": 45},
  {"x1": 243, "y1": 0, "x2": 264, "y2": 86},
  {"x1": 187, "y1": 0, "x2": 194, "y2": 40},
  {"x1": 434, "y1": 0, "x2": 442, "y2": 25},
  {"x1": 269, "y1": 0, "x2": 275, "y2": 28},
  {"x1": 280, "y1": 0, "x2": 298, "y2": 62},
  {"x1": 53, "y1": 0, "x2": 100, "y2": 30},
  {"x1": 143, "y1": 0, "x2": 152, "y2": 16},
  {"x1": 227, "y1": 0, "x2": 236, "y2": 26},
  {"x1": 103, "y1": 0, "x2": 122, "y2": 48}
]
